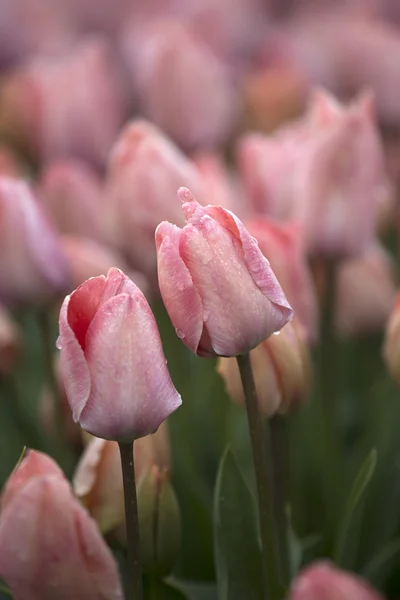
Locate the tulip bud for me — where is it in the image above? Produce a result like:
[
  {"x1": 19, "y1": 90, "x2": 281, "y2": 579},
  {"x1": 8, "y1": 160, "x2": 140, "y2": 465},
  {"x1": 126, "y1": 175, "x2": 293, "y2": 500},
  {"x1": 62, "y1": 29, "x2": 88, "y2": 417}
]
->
[
  {"x1": 122, "y1": 19, "x2": 238, "y2": 150},
  {"x1": 289, "y1": 561, "x2": 384, "y2": 600},
  {"x1": 38, "y1": 160, "x2": 106, "y2": 241},
  {"x1": 245, "y1": 218, "x2": 318, "y2": 342},
  {"x1": 218, "y1": 318, "x2": 311, "y2": 416},
  {"x1": 73, "y1": 422, "x2": 170, "y2": 534},
  {"x1": 336, "y1": 243, "x2": 397, "y2": 338},
  {"x1": 383, "y1": 292, "x2": 400, "y2": 386},
  {"x1": 0, "y1": 176, "x2": 70, "y2": 306},
  {"x1": 105, "y1": 120, "x2": 203, "y2": 275},
  {"x1": 137, "y1": 465, "x2": 181, "y2": 578},
  {"x1": 156, "y1": 188, "x2": 293, "y2": 358},
  {"x1": 57, "y1": 267, "x2": 182, "y2": 441},
  {"x1": 0, "y1": 450, "x2": 124, "y2": 600},
  {"x1": 0, "y1": 304, "x2": 22, "y2": 375}
]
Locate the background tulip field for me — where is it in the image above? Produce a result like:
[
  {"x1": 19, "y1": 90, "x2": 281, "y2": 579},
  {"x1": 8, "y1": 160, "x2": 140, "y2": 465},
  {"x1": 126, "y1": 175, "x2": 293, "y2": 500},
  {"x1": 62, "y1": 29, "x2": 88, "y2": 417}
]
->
[{"x1": 0, "y1": 1, "x2": 400, "y2": 599}]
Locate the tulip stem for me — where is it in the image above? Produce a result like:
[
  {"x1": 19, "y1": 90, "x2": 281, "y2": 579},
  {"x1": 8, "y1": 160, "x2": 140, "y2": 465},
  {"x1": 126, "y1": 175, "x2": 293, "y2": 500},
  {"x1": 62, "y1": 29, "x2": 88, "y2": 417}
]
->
[
  {"x1": 237, "y1": 353, "x2": 282, "y2": 600},
  {"x1": 119, "y1": 441, "x2": 143, "y2": 600},
  {"x1": 270, "y1": 415, "x2": 290, "y2": 586}
]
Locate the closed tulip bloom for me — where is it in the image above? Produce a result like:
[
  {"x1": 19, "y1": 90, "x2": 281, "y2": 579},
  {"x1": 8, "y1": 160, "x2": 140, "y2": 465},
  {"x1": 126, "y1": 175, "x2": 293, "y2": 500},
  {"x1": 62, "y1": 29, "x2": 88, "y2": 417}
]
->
[
  {"x1": 336, "y1": 243, "x2": 397, "y2": 338},
  {"x1": 383, "y1": 292, "x2": 400, "y2": 386},
  {"x1": 73, "y1": 422, "x2": 170, "y2": 533},
  {"x1": 156, "y1": 188, "x2": 293, "y2": 357},
  {"x1": 122, "y1": 20, "x2": 238, "y2": 150},
  {"x1": 289, "y1": 561, "x2": 384, "y2": 600},
  {"x1": 38, "y1": 160, "x2": 106, "y2": 241},
  {"x1": 245, "y1": 218, "x2": 318, "y2": 341},
  {"x1": 0, "y1": 450, "x2": 123, "y2": 600},
  {"x1": 105, "y1": 120, "x2": 203, "y2": 275},
  {"x1": 0, "y1": 177, "x2": 70, "y2": 306},
  {"x1": 57, "y1": 267, "x2": 181, "y2": 441},
  {"x1": 218, "y1": 318, "x2": 310, "y2": 416},
  {"x1": 0, "y1": 304, "x2": 22, "y2": 375}
]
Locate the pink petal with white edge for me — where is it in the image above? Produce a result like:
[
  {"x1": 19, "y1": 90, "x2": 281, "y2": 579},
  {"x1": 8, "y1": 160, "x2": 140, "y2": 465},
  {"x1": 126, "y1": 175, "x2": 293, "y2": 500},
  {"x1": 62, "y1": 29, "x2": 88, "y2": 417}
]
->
[
  {"x1": 156, "y1": 221, "x2": 204, "y2": 353},
  {"x1": 82, "y1": 292, "x2": 181, "y2": 441},
  {"x1": 58, "y1": 294, "x2": 91, "y2": 423}
]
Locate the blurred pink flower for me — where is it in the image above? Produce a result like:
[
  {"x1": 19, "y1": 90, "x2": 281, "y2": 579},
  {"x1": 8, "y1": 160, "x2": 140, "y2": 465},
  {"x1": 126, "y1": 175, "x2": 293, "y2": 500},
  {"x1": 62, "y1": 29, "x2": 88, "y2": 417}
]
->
[
  {"x1": 105, "y1": 120, "x2": 204, "y2": 275},
  {"x1": 336, "y1": 243, "x2": 397, "y2": 338},
  {"x1": 1, "y1": 38, "x2": 126, "y2": 167},
  {"x1": 0, "y1": 450, "x2": 123, "y2": 600},
  {"x1": 156, "y1": 187, "x2": 293, "y2": 357},
  {"x1": 0, "y1": 176, "x2": 70, "y2": 306},
  {"x1": 193, "y1": 152, "x2": 244, "y2": 217},
  {"x1": 289, "y1": 561, "x2": 384, "y2": 600},
  {"x1": 57, "y1": 268, "x2": 181, "y2": 441},
  {"x1": 245, "y1": 218, "x2": 318, "y2": 341},
  {"x1": 0, "y1": 304, "x2": 22, "y2": 375},
  {"x1": 122, "y1": 19, "x2": 239, "y2": 150}
]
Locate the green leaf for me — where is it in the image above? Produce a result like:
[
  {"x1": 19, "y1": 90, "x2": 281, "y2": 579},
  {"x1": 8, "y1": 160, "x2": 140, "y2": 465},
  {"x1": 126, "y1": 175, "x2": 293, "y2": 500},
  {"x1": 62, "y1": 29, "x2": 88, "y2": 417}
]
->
[
  {"x1": 143, "y1": 578, "x2": 189, "y2": 600},
  {"x1": 335, "y1": 448, "x2": 377, "y2": 566},
  {"x1": 168, "y1": 579, "x2": 218, "y2": 600},
  {"x1": 0, "y1": 580, "x2": 13, "y2": 598},
  {"x1": 361, "y1": 538, "x2": 400, "y2": 587},
  {"x1": 213, "y1": 447, "x2": 263, "y2": 600}
]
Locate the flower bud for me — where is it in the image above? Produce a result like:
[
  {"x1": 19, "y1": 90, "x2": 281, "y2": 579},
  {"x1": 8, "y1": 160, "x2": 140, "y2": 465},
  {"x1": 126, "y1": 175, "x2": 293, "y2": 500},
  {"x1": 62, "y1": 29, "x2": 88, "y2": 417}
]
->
[
  {"x1": 0, "y1": 304, "x2": 22, "y2": 375},
  {"x1": 0, "y1": 450, "x2": 123, "y2": 600},
  {"x1": 57, "y1": 267, "x2": 181, "y2": 441},
  {"x1": 73, "y1": 422, "x2": 170, "y2": 534},
  {"x1": 0, "y1": 176, "x2": 70, "y2": 306},
  {"x1": 289, "y1": 561, "x2": 384, "y2": 600},
  {"x1": 218, "y1": 319, "x2": 311, "y2": 416},
  {"x1": 383, "y1": 292, "x2": 400, "y2": 386},
  {"x1": 137, "y1": 465, "x2": 181, "y2": 578},
  {"x1": 156, "y1": 188, "x2": 293, "y2": 357}
]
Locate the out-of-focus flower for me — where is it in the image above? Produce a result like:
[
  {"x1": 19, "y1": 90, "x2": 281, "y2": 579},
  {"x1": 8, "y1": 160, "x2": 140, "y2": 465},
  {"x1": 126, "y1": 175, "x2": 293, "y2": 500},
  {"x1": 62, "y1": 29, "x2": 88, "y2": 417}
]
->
[
  {"x1": 218, "y1": 318, "x2": 311, "y2": 416},
  {"x1": 241, "y1": 65, "x2": 307, "y2": 133},
  {"x1": 137, "y1": 464, "x2": 181, "y2": 577},
  {"x1": 245, "y1": 218, "x2": 318, "y2": 341},
  {"x1": 105, "y1": 120, "x2": 203, "y2": 275},
  {"x1": 60, "y1": 235, "x2": 149, "y2": 294},
  {"x1": 193, "y1": 152, "x2": 244, "y2": 217},
  {"x1": 156, "y1": 187, "x2": 293, "y2": 357},
  {"x1": 57, "y1": 267, "x2": 181, "y2": 441},
  {"x1": 0, "y1": 304, "x2": 22, "y2": 375},
  {"x1": 383, "y1": 292, "x2": 400, "y2": 386},
  {"x1": 73, "y1": 422, "x2": 170, "y2": 533},
  {"x1": 289, "y1": 561, "x2": 384, "y2": 600},
  {"x1": 0, "y1": 177, "x2": 70, "y2": 306},
  {"x1": 38, "y1": 160, "x2": 106, "y2": 241},
  {"x1": 122, "y1": 20, "x2": 239, "y2": 150},
  {"x1": 237, "y1": 89, "x2": 390, "y2": 257},
  {"x1": 0, "y1": 146, "x2": 23, "y2": 177},
  {"x1": 0, "y1": 39, "x2": 126, "y2": 167},
  {"x1": 0, "y1": 450, "x2": 123, "y2": 600},
  {"x1": 61, "y1": 0, "x2": 132, "y2": 36},
  {"x1": 335, "y1": 243, "x2": 397, "y2": 338}
]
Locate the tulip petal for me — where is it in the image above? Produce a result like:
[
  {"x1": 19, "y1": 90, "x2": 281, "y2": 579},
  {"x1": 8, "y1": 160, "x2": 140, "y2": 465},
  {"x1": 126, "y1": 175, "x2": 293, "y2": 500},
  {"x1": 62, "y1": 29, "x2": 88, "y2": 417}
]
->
[
  {"x1": 156, "y1": 221, "x2": 204, "y2": 353},
  {"x1": 81, "y1": 291, "x2": 182, "y2": 440},
  {"x1": 67, "y1": 275, "x2": 107, "y2": 351}
]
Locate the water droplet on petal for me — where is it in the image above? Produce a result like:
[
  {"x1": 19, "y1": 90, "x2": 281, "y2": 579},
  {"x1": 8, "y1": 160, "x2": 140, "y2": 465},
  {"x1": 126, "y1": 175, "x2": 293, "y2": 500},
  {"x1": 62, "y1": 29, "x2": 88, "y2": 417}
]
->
[
  {"x1": 273, "y1": 331, "x2": 281, "y2": 336},
  {"x1": 56, "y1": 336, "x2": 62, "y2": 349},
  {"x1": 176, "y1": 329, "x2": 185, "y2": 339}
]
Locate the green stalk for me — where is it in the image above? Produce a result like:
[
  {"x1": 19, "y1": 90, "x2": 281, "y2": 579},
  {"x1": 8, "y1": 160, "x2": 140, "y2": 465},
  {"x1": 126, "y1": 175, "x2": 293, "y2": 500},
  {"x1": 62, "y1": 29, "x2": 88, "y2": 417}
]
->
[{"x1": 237, "y1": 353, "x2": 282, "y2": 600}]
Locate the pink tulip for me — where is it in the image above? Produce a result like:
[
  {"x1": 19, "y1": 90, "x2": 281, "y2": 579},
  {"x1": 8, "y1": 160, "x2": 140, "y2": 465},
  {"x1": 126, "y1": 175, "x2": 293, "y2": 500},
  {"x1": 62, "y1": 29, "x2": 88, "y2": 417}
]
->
[
  {"x1": 0, "y1": 450, "x2": 123, "y2": 600},
  {"x1": 0, "y1": 304, "x2": 22, "y2": 375},
  {"x1": 57, "y1": 267, "x2": 181, "y2": 441},
  {"x1": 60, "y1": 235, "x2": 149, "y2": 294},
  {"x1": 38, "y1": 160, "x2": 106, "y2": 241},
  {"x1": 105, "y1": 120, "x2": 204, "y2": 275},
  {"x1": 1, "y1": 39, "x2": 126, "y2": 167},
  {"x1": 156, "y1": 187, "x2": 293, "y2": 357},
  {"x1": 122, "y1": 19, "x2": 239, "y2": 150},
  {"x1": 245, "y1": 218, "x2": 318, "y2": 341},
  {"x1": 336, "y1": 243, "x2": 397, "y2": 337},
  {"x1": 289, "y1": 561, "x2": 384, "y2": 600},
  {"x1": 383, "y1": 291, "x2": 400, "y2": 386},
  {"x1": 0, "y1": 176, "x2": 70, "y2": 306}
]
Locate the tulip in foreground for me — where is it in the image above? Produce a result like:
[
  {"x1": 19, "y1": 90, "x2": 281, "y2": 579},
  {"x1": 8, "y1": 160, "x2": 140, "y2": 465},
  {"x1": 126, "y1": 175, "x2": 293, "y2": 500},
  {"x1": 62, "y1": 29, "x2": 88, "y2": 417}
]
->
[
  {"x1": 156, "y1": 188, "x2": 293, "y2": 358},
  {"x1": 289, "y1": 561, "x2": 384, "y2": 600},
  {"x1": 57, "y1": 267, "x2": 181, "y2": 441},
  {"x1": 0, "y1": 450, "x2": 123, "y2": 600},
  {"x1": 383, "y1": 292, "x2": 400, "y2": 386}
]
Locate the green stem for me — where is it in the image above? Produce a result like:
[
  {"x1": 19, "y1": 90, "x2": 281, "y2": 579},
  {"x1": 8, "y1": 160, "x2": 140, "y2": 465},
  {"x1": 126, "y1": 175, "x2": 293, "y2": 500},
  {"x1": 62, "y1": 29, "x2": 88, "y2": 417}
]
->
[
  {"x1": 237, "y1": 353, "x2": 282, "y2": 600},
  {"x1": 148, "y1": 578, "x2": 163, "y2": 600},
  {"x1": 270, "y1": 416, "x2": 290, "y2": 586},
  {"x1": 119, "y1": 442, "x2": 143, "y2": 600}
]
